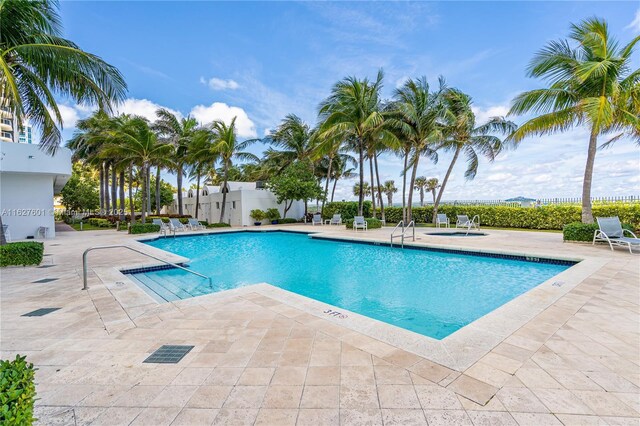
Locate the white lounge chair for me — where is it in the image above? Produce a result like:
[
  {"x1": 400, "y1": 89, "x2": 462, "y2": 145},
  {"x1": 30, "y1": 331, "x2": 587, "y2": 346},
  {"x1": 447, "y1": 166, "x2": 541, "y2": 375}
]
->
[
  {"x1": 593, "y1": 216, "x2": 640, "y2": 254},
  {"x1": 187, "y1": 218, "x2": 204, "y2": 230},
  {"x1": 312, "y1": 213, "x2": 323, "y2": 226},
  {"x1": 2, "y1": 224, "x2": 11, "y2": 242},
  {"x1": 353, "y1": 216, "x2": 368, "y2": 232},
  {"x1": 436, "y1": 214, "x2": 449, "y2": 228},
  {"x1": 152, "y1": 219, "x2": 171, "y2": 235},
  {"x1": 169, "y1": 218, "x2": 186, "y2": 232},
  {"x1": 456, "y1": 215, "x2": 479, "y2": 230},
  {"x1": 329, "y1": 214, "x2": 342, "y2": 225}
]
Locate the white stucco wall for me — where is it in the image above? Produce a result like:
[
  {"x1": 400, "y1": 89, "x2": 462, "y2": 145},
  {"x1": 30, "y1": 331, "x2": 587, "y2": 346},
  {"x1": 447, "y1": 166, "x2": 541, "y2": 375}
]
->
[{"x1": 0, "y1": 142, "x2": 72, "y2": 240}]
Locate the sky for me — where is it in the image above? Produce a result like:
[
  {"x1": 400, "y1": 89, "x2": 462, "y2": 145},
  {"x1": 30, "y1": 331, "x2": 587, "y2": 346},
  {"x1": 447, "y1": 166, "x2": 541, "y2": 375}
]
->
[{"x1": 53, "y1": 1, "x2": 640, "y2": 202}]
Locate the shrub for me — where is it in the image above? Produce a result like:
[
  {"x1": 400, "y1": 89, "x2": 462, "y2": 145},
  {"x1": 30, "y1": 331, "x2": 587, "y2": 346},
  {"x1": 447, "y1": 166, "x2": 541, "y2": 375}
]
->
[
  {"x1": 277, "y1": 218, "x2": 298, "y2": 224},
  {"x1": 250, "y1": 209, "x2": 265, "y2": 222},
  {"x1": 129, "y1": 224, "x2": 161, "y2": 234},
  {"x1": 87, "y1": 218, "x2": 113, "y2": 228},
  {"x1": 564, "y1": 221, "x2": 635, "y2": 242},
  {"x1": 0, "y1": 355, "x2": 37, "y2": 425},
  {"x1": 207, "y1": 223, "x2": 231, "y2": 228},
  {"x1": 0, "y1": 242, "x2": 44, "y2": 267},
  {"x1": 345, "y1": 218, "x2": 383, "y2": 229},
  {"x1": 323, "y1": 201, "x2": 372, "y2": 220},
  {"x1": 265, "y1": 208, "x2": 281, "y2": 221}
]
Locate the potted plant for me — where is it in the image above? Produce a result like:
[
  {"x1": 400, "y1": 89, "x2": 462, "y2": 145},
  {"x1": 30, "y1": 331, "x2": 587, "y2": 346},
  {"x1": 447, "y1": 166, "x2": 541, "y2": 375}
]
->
[
  {"x1": 250, "y1": 209, "x2": 265, "y2": 226},
  {"x1": 265, "y1": 208, "x2": 280, "y2": 225}
]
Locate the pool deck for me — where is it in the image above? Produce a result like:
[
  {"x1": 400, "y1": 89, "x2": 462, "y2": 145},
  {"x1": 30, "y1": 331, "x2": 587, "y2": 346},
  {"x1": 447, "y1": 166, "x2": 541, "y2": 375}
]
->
[{"x1": 1, "y1": 224, "x2": 638, "y2": 425}]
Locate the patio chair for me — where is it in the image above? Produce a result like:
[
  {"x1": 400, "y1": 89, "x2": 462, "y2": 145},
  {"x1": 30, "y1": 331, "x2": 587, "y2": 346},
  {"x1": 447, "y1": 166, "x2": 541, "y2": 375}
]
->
[
  {"x1": 456, "y1": 215, "x2": 479, "y2": 230},
  {"x1": 37, "y1": 226, "x2": 49, "y2": 239},
  {"x1": 436, "y1": 214, "x2": 450, "y2": 228},
  {"x1": 593, "y1": 216, "x2": 640, "y2": 254},
  {"x1": 2, "y1": 224, "x2": 11, "y2": 242},
  {"x1": 353, "y1": 216, "x2": 368, "y2": 232},
  {"x1": 330, "y1": 214, "x2": 342, "y2": 225},
  {"x1": 312, "y1": 213, "x2": 323, "y2": 226},
  {"x1": 187, "y1": 218, "x2": 204, "y2": 230},
  {"x1": 169, "y1": 218, "x2": 186, "y2": 232},
  {"x1": 152, "y1": 219, "x2": 171, "y2": 235}
]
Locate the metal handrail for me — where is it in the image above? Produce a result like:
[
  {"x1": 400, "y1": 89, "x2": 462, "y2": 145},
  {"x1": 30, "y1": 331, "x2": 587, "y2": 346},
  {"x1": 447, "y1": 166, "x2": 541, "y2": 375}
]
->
[
  {"x1": 390, "y1": 220, "x2": 416, "y2": 248},
  {"x1": 390, "y1": 221, "x2": 404, "y2": 247},
  {"x1": 82, "y1": 245, "x2": 211, "y2": 290}
]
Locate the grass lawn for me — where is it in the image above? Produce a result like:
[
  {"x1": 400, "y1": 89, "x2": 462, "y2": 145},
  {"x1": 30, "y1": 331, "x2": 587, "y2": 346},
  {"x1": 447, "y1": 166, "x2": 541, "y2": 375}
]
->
[
  {"x1": 393, "y1": 222, "x2": 562, "y2": 233},
  {"x1": 68, "y1": 223, "x2": 115, "y2": 231}
]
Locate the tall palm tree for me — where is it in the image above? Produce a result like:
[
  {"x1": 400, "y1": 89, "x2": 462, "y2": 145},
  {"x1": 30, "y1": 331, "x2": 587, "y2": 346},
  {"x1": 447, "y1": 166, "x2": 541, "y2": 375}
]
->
[
  {"x1": 414, "y1": 176, "x2": 428, "y2": 207},
  {"x1": 390, "y1": 77, "x2": 443, "y2": 221},
  {"x1": 432, "y1": 89, "x2": 517, "y2": 222},
  {"x1": 509, "y1": 18, "x2": 639, "y2": 223},
  {"x1": 319, "y1": 70, "x2": 398, "y2": 215},
  {"x1": 425, "y1": 177, "x2": 440, "y2": 204},
  {"x1": 264, "y1": 114, "x2": 315, "y2": 169},
  {"x1": 329, "y1": 156, "x2": 356, "y2": 202},
  {"x1": 0, "y1": 0, "x2": 126, "y2": 152},
  {"x1": 209, "y1": 118, "x2": 259, "y2": 223},
  {"x1": 153, "y1": 109, "x2": 200, "y2": 216},
  {"x1": 353, "y1": 182, "x2": 371, "y2": 198},
  {"x1": 186, "y1": 128, "x2": 217, "y2": 219},
  {"x1": 382, "y1": 180, "x2": 398, "y2": 206}
]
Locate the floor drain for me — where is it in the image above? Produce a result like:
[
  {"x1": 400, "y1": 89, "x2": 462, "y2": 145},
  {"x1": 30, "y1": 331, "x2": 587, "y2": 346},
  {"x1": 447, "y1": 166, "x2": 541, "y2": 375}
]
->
[
  {"x1": 22, "y1": 308, "x2": 61, "y2": 317},
  {"x1": 143, "y1": 345, "x2": 194, "y2": 364},
  {"x1": 32, "y1": 278, "x2": 58, "y2": 283}
]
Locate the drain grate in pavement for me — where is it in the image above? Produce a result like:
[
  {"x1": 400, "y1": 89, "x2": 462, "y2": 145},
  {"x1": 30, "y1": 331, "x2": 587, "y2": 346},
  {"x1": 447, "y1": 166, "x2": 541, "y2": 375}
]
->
[
  {"x1": 22, "y1": 308, "x2": 61, "y2": 317},
  {"x1": 143, "y1": 345, "x2": 194, "y2": 364},
  {"x1": 32, "y1": 278, "x2": 58, "y2": 283},
  {"x1": 37, "y1": 265, "x2": 56, "y2": 268}
]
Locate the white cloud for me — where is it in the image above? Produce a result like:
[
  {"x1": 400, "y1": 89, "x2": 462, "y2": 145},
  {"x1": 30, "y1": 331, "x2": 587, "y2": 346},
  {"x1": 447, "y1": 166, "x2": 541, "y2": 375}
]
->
[
  {"x1": 532, "y1": 174, "x2": 552, "y2": 183},
  {"x1": 486, "y1": 172, "x2": 514, "y2": 182},
  {"x1": 472, "y1": 105, "x2": 510, "y2": 124},
  {"x1": 190, "y1": 102, "x2": 257, "y2": 138},
  {"x1": 625, "y1": 9, "x2": 640, "y2": 33},
  {"x1": 57, "y1": 105, "x2": 81, "y2": 129},
  {"x1": 200, "y1": 77, "x2": 240, "y2": 91},
  {"x1": 115, "y1": 98, "x2": 182, "y2": 122}
]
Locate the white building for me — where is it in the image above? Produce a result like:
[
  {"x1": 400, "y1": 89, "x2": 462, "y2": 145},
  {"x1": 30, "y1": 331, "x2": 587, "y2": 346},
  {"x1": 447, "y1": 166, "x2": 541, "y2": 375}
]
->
[
  {"x1": 169, "y1": 181, "x2": 305, "y2": 226},
  {"x1": 0, "y1": 141, "x2": 72, "y2": 240}
]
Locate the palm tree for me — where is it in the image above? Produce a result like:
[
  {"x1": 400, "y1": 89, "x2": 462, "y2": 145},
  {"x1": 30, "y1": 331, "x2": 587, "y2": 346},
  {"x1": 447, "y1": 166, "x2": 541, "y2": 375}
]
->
[
  {"x1": 319, "y1": 70, "x2": 398, "y2": 216},
  {"x1": 432, "y1": 89, "x2": 517, "y2": 222},
  {"x1": 382, "y1": 180, "x2": 398, "y2": 206},
  {"x1": 329, "y1": 156, "x2": 356, "y2": 202},
  {"x1": 425, "y1": 177, "x2": 440, "y2": 204},
  {"x1": 414, "y1": 176, "x2": 428, "y2": 207},
  {"x1": 264, "y1": 114, "x2": 315, "y2": 169},
  {"x1": 0, "y1": 0, "x2": 126, "y2": 152},
  {"x1": 209, "y1": 118, "x2": 259, "y2": 223},
  {"x1": 153, "y1": 109, "x2": 200, "y2": 216},
  {"x1": 509, "y1": 18, "x2": 639, "y2": 223},
  {"x1": 390, "y1": 77, "x2": 443, "y2": 221},
  {"x1": 186, "y1": 128, "x2": 218, "y2": 219},
  {"x1": 353, "y1": 182, "x2": 371, "y2": 198}
]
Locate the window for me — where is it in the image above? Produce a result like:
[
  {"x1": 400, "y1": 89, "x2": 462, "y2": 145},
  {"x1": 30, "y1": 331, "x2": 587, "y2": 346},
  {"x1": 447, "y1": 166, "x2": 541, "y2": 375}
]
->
[
  {"x1": 216, "y1": 202, "x2": 220, "y2": 209},
  {"x1": 232, "y1": 201, "x2": 236, "y2": 209},
  {"x1": 1, "y1": 131, "x2": 11, "y2": 139},
  {"x1": 1, "y1": 119, "x2": 11, "y2": 125}
]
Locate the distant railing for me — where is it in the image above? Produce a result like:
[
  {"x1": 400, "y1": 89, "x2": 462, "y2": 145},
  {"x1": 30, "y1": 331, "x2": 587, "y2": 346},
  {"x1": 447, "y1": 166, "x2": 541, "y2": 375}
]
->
[{"x1": 418, "y1": 195, "x2": 640, "y2": 207}]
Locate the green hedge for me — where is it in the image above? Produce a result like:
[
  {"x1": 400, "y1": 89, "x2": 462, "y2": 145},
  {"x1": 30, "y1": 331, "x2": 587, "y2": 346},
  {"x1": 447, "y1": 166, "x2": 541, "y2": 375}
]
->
[
  {"x1": 207, "y1": 223, "x2": 231, "y2": 228},
  {"x1": 129, "y1": 224, "x2": 161, "y2": 234},
  {"x1": 87, "y1": 218, "x2": 113, "y2": 228},
  {"x1": 323, "y1": 201, "x2": 372, "y2": 220},
  {"x1": 381, "y1": 204, "x2": 640, "y2": 231},
  {"x1": 345, "y1": 218, "x2": 383, "y2": 229},
  {"x1": 277, "y1": 218, "x2": 298, "y2": 224},
  {"x1": 564, "y1": 221, "x2": 635, "y2": 242},
  {"x1": 0, "y1": 355, "x2": 37, "y2": 425},
  {"x1": 0, "y1": 242, "x2": 44, "y2": 267}
]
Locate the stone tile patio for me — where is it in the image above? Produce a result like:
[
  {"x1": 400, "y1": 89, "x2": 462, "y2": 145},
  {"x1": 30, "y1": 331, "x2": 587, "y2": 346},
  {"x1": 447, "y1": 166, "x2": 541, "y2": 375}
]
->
[{"x1": 0, "y1": 224, "x2": 638, "y2": 425}]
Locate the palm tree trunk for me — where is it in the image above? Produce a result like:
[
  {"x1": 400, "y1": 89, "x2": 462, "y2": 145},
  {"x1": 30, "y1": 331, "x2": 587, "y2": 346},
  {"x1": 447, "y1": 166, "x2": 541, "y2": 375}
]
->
[
  {"x1": 146, "y1": 167, "x2": 151, "y2": 214},
  {"x1": 195, "y1": 172, "x2": 201, "y2": 219},
  {"x1": 219, "y1": 165, "x2": 228, "y2": 223},
  {"x1": 581, "y1": 129, "x2": 598, "y2": 223},
  {"x1": 128, "y1": 164, "x2": 136, "y2": 224},
  {"x1": 155, "y1": 165, "x2": 161, "y2": 215},
  {"x1": 321, "y1": 156, "x2": 333, "y2": 214},
  {"x1": 119, "y1": 170, "x2": 125, "y2": 221},
  {"x1": 111, "y1": 165, "x2": 117, "y2": 216},
  {"x1": 374, "y1": 152, "x2": 385, "y2": 223},
  {"x1": 401, "y1": 150, "x2": 408, "y2": 223},
  {"x1": 104, "y1": 162, "x2": 110, "y2": 215},
  {"x1": 357, "y1": 138, "x2": 365, "y2": 216},
  {"x1": 368, "y1": 155, "x2": 376, "y2": 218},
  {"x1": 140, "y1": 164, "x2": 147, "y2": 224},
  {"x1": 407, "y1": 153, "x2": 420, "y2": 222},
  {"x1": 99, "y1": 164, "x2": 104, "y2": 214},
  {"x1": 433, "y1": 146, "x2": 461, "y2": 223},
  {"x1": 419, "y1": 188, "x2": 424, "y2": 207},
  {"x1": 387, "y1": 191, "x2": 393, "y2": 206},
  {"x1": 176, "y1": 164, "x2": 184, "y2": 216},
  {"x1": 331, "y1": 178, "x2": 338, "y2": 202},
  {"x1": 431, "y1": 189, "x2": 437, "y2": 204}
]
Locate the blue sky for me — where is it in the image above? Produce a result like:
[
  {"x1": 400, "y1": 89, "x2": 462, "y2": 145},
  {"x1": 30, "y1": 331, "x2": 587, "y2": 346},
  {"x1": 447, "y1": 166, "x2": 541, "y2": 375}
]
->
[{"x1": 55, "y1": 1, "x2": 639, "y2": 201}]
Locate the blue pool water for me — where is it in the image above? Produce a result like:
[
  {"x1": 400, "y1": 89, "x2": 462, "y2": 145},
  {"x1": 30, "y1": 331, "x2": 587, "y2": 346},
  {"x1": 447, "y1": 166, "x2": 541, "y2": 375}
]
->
[{"x1": 129, "y1": 231, "x2": 571, "y2": 339}]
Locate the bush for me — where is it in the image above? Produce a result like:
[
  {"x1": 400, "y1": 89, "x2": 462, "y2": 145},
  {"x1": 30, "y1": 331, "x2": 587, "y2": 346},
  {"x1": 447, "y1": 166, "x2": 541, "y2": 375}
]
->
[
  {"x1": 207, "y1": 223, "x2": 231, "y2": 228},
  {"x1": 564, "y1": 221, "x2": 635, "y2": 242},
  {"x1": 277, "y1": 218, "x2": 298, "y2": 224},
  {"x1": 345, "y1": 218, "x2": 383, "y2": 230},
  {"x1": 250, "y1": 209, "x2": 265, "y2": 221},
  {"x1": 87, "y1": 218, "x2": 113, "y2": 228},
  {"x1": 0, "y1": 242, "x2": 44, "y2": 267},
  {"x1": 0, "y1": 355, "x2": 37, "y2": 425},
  {"x1": 265, "y1": 208, "x2": 280, "y2": 221},
  {"x1": 381, "y1": 204, "x2": 640, "y2": 231},
  {"x1": 129, "y1": 224, "x2": 161, "y2": 234},
  {"x1": 323, "y1": 201, "x2": 372, "y2": 220}
]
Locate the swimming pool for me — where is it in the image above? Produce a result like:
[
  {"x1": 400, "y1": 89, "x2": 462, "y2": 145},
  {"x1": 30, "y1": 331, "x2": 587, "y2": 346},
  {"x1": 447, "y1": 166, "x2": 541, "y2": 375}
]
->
[{"x1": 127, "y1": 231, "x2": 572, "y2": 339}]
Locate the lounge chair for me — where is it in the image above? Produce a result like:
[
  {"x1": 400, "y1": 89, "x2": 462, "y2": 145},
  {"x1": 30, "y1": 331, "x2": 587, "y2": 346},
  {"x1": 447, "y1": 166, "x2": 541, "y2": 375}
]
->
[
  {"x1": 169, "y1": 218, "x2": 186, "y2": 232},
  {"x1": 353, "y1": 216, "x2": 368, "y2": 232},
  {"x1": 152, "y1": 219, "x2": 171, "y2": 235},
  {"x1": 593, "y1": 216, "x2": 640, "y2": 254},
  {"x1": 187, "y1": 218, "x2": 204, "y2": 230},
  {"x1": 329, "y1": 214, "x2": 342, "y2": 225},
  {"x1": 456, "y1": 215, "x2": 479, "y2": 230},
  {"x1": 312, "y1": 213, "x2": 323, "y2": 226},
  {"x1": 2, "y1": 224, "x2": 11, "y2": 242},
  {"x1": 436, "y1": 214, "x2": 450, "y2": 228}
]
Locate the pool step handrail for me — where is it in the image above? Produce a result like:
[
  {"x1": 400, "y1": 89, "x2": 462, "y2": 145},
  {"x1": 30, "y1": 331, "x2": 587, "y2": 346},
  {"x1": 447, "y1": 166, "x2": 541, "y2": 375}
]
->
[
  {"x1": 82, "y1": 244, "x2": 212, "y2": 290},
  {"x1": 390, "y1": 220, "x2": 416, "y2": 248},
  {"x1": 465, "y1": 215, "x2": 481, "y2": 236}
]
